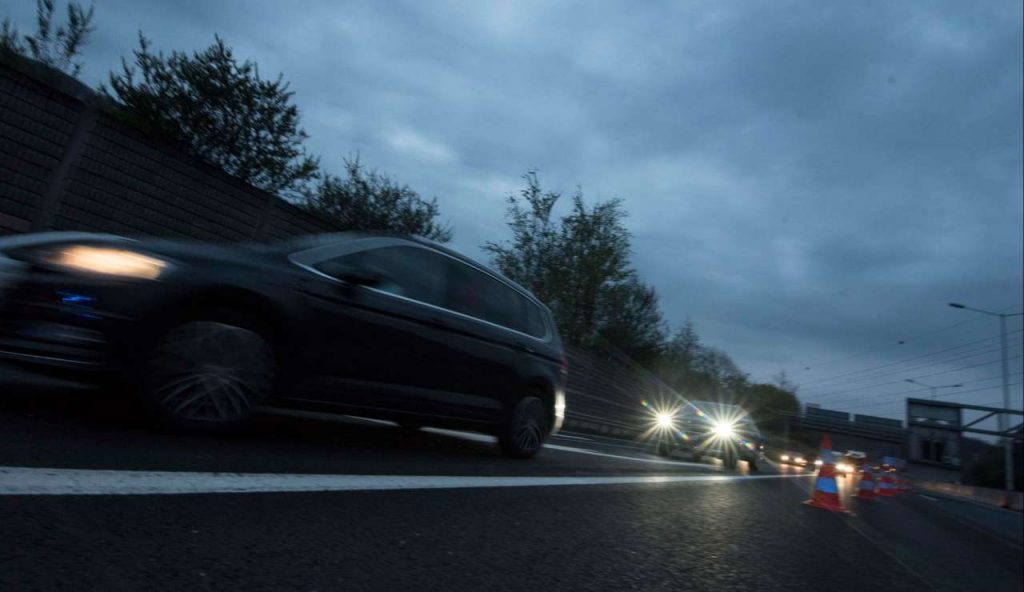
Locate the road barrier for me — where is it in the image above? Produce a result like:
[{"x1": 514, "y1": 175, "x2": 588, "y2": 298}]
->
[{"x1": 913, "y1": 480, "x2": 1023, "y2": 511}]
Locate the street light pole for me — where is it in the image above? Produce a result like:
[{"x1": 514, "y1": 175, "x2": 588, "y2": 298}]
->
[
  {"x1": 904, "y1": 378, "x2": 962, "y2": 401},
  {"x1": 948, "y1": 303, "x2": 1023, "y2": 499}
]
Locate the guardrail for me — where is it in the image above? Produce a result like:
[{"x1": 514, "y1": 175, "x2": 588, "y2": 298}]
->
[{"x1": 914, "y1": 480, "x2": 1023, "y2": 512}]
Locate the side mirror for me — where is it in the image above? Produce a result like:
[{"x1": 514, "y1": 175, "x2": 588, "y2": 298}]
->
[{"x1": 330, "y1": 264, "x2": 394, "y2": 290}]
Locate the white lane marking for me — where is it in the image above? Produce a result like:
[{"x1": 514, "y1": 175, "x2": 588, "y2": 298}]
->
[
  {"x1": 422, "y1": 427, "x2": 496, "y2": 443},
  {"x1": 917, "y1": 494, "x2": 938, "y2": 501},
  {"x1": 0, "y1": 466, "x2": 806, "y2": 496},
  {"x1": 423, "y1": 428, "x2": 709, "y2": 468},
  {"x1": 543, "y1": 443, "x2": 714, "y2": 469},
  {"x1": 551, "y1": 434, "x2": 592, "y2": 442}
]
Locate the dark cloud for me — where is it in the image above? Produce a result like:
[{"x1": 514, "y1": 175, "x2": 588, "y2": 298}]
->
[{"x1": 6, "y1": 0, "x2": 1020, "y2": 421}]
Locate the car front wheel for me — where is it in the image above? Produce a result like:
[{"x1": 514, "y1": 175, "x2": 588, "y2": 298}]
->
[
  {"x1": 498, "y1": 396, "x2": 550, "y2": 459},
  {"x1": 144, "y1": 321, "x2": 275, "y2": 431}
]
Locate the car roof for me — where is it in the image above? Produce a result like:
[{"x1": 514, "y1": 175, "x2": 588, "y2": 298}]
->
[{"x1": 275, "y1": 232, "x2": 551, "y2": 312}]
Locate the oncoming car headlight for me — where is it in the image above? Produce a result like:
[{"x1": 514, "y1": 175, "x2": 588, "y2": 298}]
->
[
  {"x1": 655, "y1": 411, "x2": 676, "y2": 429},
  {"x1": 712, "y1": 420, "x2": 735, "y2": 439},
  {"x1": 47, "y1": 246, "x2": 168, "y2": 280},
  {"x1": 780, "y1": 454, "x2": 790, "y2": 461}
]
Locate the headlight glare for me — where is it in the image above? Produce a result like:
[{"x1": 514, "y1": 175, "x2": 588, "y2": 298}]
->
[
  {"x1": 49, "y1": 246, "x2": 167, "y2": 280},
  {"x1": 712, "y1": 420, "x2": 735, "y2": 439}
]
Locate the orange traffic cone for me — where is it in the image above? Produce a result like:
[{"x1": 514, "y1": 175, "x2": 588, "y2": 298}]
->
[
  {"x1": 856, "y1": 464, "x2": 876, "y2": 500},
  {"x1": 877, "y1": 469, "x2": 896, "y2": 497},
  {"x1": 803, "y1": 434, "x2": 849, "y2": 513}
]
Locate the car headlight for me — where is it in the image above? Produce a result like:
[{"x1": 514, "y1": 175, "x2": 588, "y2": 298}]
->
[
  {"x1": 794, "y1": 457, "x2": 805, "y2": 464},
  {"x1": 47, "y1": 246, "x2": 168, "y2": 280},
  {"x1": 655, "y1": 411, "x2": 676, "y2": 429},
  {"x1": 712, "y1": 420, "x2": 735, "y2": 439},
  {"x1": 781, "y1": 454, "x2": 790, "y2": 461},
  {"x1": 814, "y1": 459, "x2": 823, "y2": 466}
]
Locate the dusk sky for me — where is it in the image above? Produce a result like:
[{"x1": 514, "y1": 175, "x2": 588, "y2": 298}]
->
[{"x1": 6, "y1": 0, "x2": 1021, "y2": 423}]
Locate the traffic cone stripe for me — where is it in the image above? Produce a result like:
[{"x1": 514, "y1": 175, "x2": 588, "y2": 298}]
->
[{"x1": 815, "y1": 477, "x2": 839, "y2": 494}]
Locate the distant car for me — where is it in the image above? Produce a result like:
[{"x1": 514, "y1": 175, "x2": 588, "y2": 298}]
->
[
  {"x1": 779, "y1": 453, "x2": 810, "y2": 468},
  {"x1": 836, "y1": 450, "x2": 866, "y2": 476},
  {"x1": 0, "y1": 231, "x2": 567, "y2": 458},
  {"x1": 653, "y1": 401, "x2": 762, "y2": 470}
]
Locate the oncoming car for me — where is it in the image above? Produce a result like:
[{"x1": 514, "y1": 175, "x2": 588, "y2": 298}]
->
[
  {"x1": 653, "y1": 401, "x2": 763, "y2": 470},
  {"x1": 836, "y1": 450, "x2": 866, "y2": 476},
  {"x1": 0, "y1": 232, "x2": 567, "y2": 458},
  {"x1": 779, "y1": 453, "x2": 810, "y2": 468}
]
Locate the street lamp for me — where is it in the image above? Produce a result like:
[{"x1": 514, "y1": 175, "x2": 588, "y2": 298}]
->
[
  {"x1": 948, "y1": 302, "x2": 1024, "y2": 500},
  {"x1": 904, "y1": 378, "x2": 962, "y2": 400}
]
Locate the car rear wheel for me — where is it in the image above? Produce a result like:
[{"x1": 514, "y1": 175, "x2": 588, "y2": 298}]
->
[
  {"x1": 144, "y1": 321, "x2": 275, "y2": 431},
  {"x1": 498, "y1": 396, "x2": 550, "y2": 459}
]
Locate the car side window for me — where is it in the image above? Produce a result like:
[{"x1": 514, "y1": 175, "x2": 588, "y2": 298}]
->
[
  {"x1": 445, "y1": 260, "x2": 543, "y2": 337},
  {"x1": 315, "y1": 246, "x2": 447, "y2": 307}
]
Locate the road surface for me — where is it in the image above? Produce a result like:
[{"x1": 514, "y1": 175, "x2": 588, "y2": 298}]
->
[{"x1": 1, "y1": 387, "x2": 1021, "y2": 592}]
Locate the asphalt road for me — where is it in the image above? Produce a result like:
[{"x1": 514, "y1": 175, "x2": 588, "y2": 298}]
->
[{"x1": 1, "y1": 387, "x2": 1021, "y2": 592}]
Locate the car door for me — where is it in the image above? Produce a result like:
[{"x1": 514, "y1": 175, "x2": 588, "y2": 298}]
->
[
  {"x1": 289, "y1": 239, "x2": 452, "y2": 415},
  {"x1": 433, "y1": 258, "x2": 549, "y2": 419}
]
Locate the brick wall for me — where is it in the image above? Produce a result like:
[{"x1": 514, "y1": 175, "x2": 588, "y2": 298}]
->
[{"x1": 0, "y1": 54, "x2": 332, "y2": 240}]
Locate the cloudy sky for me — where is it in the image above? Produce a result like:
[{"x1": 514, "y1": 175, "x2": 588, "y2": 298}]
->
[{"x1": 7, "y1": 0, "x2": 1022, "y2": 422}]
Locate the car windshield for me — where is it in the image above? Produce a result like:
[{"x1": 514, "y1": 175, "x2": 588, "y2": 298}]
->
[{"x1": 1, "y1": 1, "x2": 1020, "y2": 591}]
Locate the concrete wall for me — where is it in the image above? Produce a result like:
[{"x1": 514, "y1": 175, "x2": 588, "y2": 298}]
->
[{"x1": 0, "y1": 54, "x2": 333, "y2": 241}]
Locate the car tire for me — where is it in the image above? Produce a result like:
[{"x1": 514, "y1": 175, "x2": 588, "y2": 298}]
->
[
  {"x1": 143, "y1": 320, "x2": 275, "y2": 432},
  {"x1": 498, "y1": 396, "x2": 550, "y2": 459}
]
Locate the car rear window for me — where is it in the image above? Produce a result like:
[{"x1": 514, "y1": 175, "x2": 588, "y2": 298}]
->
[{"x1": 445, "y1": 260, "x2": 546, "y2": 338}]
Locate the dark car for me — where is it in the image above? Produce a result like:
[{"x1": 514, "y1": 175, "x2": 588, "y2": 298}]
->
[
  {"x1": 654, "y1": 401, "x2": 762, "y2": 470},
  {"x1": 0, "y1": 232, "x2": 567, "y2": 458}
]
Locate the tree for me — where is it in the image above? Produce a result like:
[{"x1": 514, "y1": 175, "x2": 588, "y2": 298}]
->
[
  {"x1": 484, "y1": 172, "x2": 561, "y2": 306},
  {"x1": 104, "y1": 34, "x2": 318, "y2": 197},
  {"x1": 772, "y1": 369, "x2": 799, "y2": 395},
  {"x1": 486, "y1": 172, "x2": 653, "y2": 355},
  {"x1": 694, "y1": 346, "x2": 749, "y2": 401},
  {"x1": 556, "y1": 191, "x2": 634, "y2": 345},
  {"x1": 1, "y1": 0, "x2": 94, "y2": 76},
  {"x1": 744, "y1": 382, "x2": 800, "y2": 428},
  {"x1": 655, "y1": 321, "x2": 702, "y2": 391},
  {"x1": 304, "y1": 157, "x2": 452, "y2": 242},
  {"x1": 596, "y1": 276, "x2": 667, "y2": 364}
]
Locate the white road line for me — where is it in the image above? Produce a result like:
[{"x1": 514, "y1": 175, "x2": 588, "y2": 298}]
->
[
  {"x1": 423, "y1": 426, "x2": 712, "y2": 467},
  {"x1": 0, "y1": 466, "x2": 806, "y2": 496},
  {"x1": 542, "y1": 443, "x2": 714, "y2": 469},
  {"x1": 917, "y1": 494, "x2": 938, "y2": 501},
  {"x1": 551, "y1": 434, "x2": 592, "y2": 442}
]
